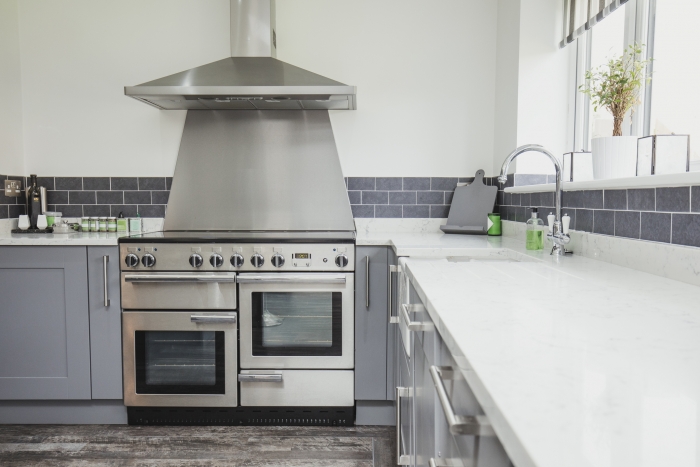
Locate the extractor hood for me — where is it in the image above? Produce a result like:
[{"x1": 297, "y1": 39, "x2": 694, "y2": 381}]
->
[{"x1": 125, "y1": 0, "x2": 356, "y2": 110}]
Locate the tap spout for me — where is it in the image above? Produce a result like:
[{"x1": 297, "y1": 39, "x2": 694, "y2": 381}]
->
[{"x1": 498, "y1": 144, "x2": 571, "y2": 255}]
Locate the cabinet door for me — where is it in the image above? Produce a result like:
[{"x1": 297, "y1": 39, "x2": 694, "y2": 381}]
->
[
  {"x1": 397, "y1": 337, "x2": 414, "y2": 466},
  {"x1": 88, "y1": 246, "x2": 123, "y2": 399},
  {"x1": 386, "y1": 248, "x2": 398, "y2": 401},
  {"x1": 354, "y1": 246, "x2": 389, "y2": 400},
  {"x1": 0, "y1": 246, "x2": 91, "y2": 399},
  {"x1": 414, "y1": 332, "x2": 435, "y2": 467}
]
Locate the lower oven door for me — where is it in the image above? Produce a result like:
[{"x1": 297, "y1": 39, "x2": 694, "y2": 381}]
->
[
  {"x1": 122, "y1": 311, "x2": 238, "y2": 407},
  {"x1": 238, "y1": 273, "x2": 354, "y2": 369}
]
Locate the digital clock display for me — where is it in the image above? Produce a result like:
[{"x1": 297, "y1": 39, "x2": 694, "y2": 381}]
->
[{"x1": 293, "y1": 253, "x2": 311, "y2": 259}]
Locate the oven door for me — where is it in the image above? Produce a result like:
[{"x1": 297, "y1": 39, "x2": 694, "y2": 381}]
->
[
  {"x1": 238, "y1": 273, "x2": 354, "y2": 369},
  {"x1": 122, "y1": 311, "x2": 238, "y2": 407}
]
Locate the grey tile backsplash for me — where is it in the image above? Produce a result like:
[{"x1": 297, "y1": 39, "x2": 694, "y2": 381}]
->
[
  {"x1": 1, "y1": 173, "x2": 699, "y2": 250},
  {"x1": 498, "y1": 185, "x2": 700, "y2": 248},
  {"x1": 0, "y1": 175, "x2": 172, "y2": 219}
]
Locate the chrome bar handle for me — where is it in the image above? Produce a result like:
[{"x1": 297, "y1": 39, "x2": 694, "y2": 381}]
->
[
  {"x1": 125, "y1": 274, "x2": 237, "y2": 283},
  {"x1": 365, "y1": 255, "x2": 370, "y2": 308},
  {"x1": 396, "y1": 386, "x2": 411, "y2": 465},
  {"x1": 388, "y1": 264, "x2": 401, "y2": 324},
  {"x1": 237, "y1": 273, "x2": 346, "y2": 284},
  {"x1": 102, "y1": 255, "x2": 110, "y2": 307},
  {"x1": 401, "y1": 304, "x2": 434, "y2": 332},
  {"x1": 190, "y1": 314, "x2": 237, "y2": 324},
  {"x1": 238, "y1": 374, "x2": 283, "y2": 382},
  {"x1": 430, "y1": 366, "x2": 496, "y2": 437}
]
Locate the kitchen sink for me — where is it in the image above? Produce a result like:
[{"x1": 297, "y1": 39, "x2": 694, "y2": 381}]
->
[{"x1": 446, "y1": 249, "x2": 538, "y2": 263}]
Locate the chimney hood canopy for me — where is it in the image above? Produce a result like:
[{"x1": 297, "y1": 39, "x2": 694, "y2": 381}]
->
[
  {"x1": 125, "y1": 57, "x2": 356, "y2": 110},
  {"x1": 125, "y1": 0, "x2": 356, "y2": 110}
]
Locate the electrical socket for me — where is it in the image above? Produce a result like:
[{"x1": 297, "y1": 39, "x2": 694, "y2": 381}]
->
[{"x1": 4, "y1": 179, "x2": 23, "y2": 197}]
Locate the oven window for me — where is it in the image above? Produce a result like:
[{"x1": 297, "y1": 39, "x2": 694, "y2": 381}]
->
[
  {"x1": 134, "y1": 331, "x2": 225, "y2": 394},
  {"x1": 252, "y1": 292, "x2": 342, "y2": 356}
]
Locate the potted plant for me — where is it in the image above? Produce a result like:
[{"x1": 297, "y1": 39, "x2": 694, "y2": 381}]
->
[{"x1": 579, "y1": 44, "x2": 651, "y2": 179}]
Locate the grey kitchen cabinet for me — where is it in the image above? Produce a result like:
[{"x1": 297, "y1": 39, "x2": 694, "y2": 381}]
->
[
  {"x1": 87, "y1": 247, "x2": 123, "y2": 399},
  {"x1": 0, "y1": 246, "x2": 92, "y2": 400},
  {"x1": 399, "y1": 274, "x2": 512, "y2": 467},
  {"x1": 355, "y1": 246, "x2": 390, "y2": 400}
]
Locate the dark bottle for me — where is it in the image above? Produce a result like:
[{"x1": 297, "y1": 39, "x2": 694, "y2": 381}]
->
[{"x1": 27, "y1": 174, "x2": 42, "y2": 229}]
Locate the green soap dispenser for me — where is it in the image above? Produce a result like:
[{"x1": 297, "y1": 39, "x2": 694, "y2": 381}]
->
[{"x1": 526, "y1": 208, "x2": 544, "y2": 250}]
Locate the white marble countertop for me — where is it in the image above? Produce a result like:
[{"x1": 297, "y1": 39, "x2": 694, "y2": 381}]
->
[
  {"x1": 0, "y1": 230, "x2": 127, "y2": 246},
  {"x1": 401, "y1": 244, "x2": 700, "y2": 467},
  {"x1": 0, "y1": 218, "x2": 163, "y2": 246}
]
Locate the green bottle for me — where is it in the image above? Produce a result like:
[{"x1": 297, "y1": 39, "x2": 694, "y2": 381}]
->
[{"x1": 526, "y1": 208, "x2": 544, "y2": 250}]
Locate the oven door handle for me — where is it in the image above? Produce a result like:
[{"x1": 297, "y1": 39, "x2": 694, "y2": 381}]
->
[
  {"x1": 190, "y1": 314, "x2": 237, "y2": 324},
  {"x1": 237, "y1": 273, "x2": 346, "y2": 284},
  {"x1": 124, "y1": 274, "x2": 237, "y2": 283},
  {"x1": 238, "y1": 374, "x2": 283, "y2": 382}
]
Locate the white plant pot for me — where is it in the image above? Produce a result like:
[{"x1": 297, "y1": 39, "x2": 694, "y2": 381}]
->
[{"x1": 591, "y1": 136, "x2": 638, "y2": 180}]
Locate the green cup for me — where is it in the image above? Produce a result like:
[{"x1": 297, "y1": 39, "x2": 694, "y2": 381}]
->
[{"x1": 487, "y1": 213, "x2": 501, "y2": 236}]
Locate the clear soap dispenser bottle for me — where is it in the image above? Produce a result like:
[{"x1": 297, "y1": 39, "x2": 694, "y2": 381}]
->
[{"x1": 526, "y1": 208, "x2": 544, "y2": 250}]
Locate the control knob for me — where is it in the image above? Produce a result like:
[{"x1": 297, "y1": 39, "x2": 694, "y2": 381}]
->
[
  {"x1": 125, "y1": 253, "x2": 139, "y2": 268},
  {"x1": 251, "y1": 253, "x2": 265, "y2": 268},
  {"x1": 209, "y1": 253, "x2": 224, "y2": 268},
  {"x1": 141, "y1": 253, "x2": 156, "y2": 268},
  {"x1": 271, "y1": 253, "x2": 285, "y2": 268},
  {"x1": 189, "y1": 253, "x2": 203, "y2": 268},
  {"x1": 230, "y1": 253, "x2": 244, "y2": 268},
  {"x1": 335, "y1": 254, "x2": 349, "y2": 268}
]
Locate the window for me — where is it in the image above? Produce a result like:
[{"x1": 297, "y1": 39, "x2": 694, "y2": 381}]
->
[
  {"x1": 586, "y1": 5, "x2": 627, "y2": 146},
  {"x1": 648, "y1": 0, "x2": 700, "y2": 163},
  {"x1": 571, "y1": 0, "x2": 698, "y2": 170},
  {"x1": 572, "y1": 1, "x2": 654, "y2": 149}
]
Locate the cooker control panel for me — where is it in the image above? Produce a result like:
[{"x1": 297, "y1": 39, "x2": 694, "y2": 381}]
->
[{"x1": 120, "y1": 243, "x2": 355, "y2": 272}]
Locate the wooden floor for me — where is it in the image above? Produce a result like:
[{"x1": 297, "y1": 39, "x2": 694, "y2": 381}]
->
[{"x1": 0, "y1": 425, "x2": 396, "y2": 466}]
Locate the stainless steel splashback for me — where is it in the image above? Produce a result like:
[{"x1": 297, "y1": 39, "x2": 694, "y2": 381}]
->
[{"x1": 163, "y1": 110, "x2": 355, "y2": 232}]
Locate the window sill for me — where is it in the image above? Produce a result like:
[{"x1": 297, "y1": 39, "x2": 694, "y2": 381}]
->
[{"x1": 504, "y1": 171, "x2": 700, "y2": 193}]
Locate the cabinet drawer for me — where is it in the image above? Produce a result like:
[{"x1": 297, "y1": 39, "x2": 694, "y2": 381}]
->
[
  {"x1": 239, "y1": 370, "x2": 353, "y2": 407},
  {"x1": 438, "y1": 342, "x2": 510, "y2": 467},
  {"x1": 121, "y1": 272, "x2": 237, "y2": 310}
]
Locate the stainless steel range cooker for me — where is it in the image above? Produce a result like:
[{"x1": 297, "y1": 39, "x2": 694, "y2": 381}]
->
[
  {"x1": 120, "y1": 232, "x2": 355, "y2": 426},
  {"x1": 119, "y1": 0, "x2": 358, "y2": 426}
]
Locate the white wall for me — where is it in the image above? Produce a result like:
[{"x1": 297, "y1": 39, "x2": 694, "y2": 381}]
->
[
  {"x1": 492, "y1": 0, "x2": 574, "y2": 175},
  {"x1": 0, "y1": 0, "x2": 25, "y2": 175},
  {"x1": 492, "y1": 0, "x2": 521, "y2": 174},
  {"x1": 6, "y1": 0, "x2": 571, "y2": 178},
  {"x1": 276, "y1": 0, "x2": 499, "y2": 177},
  {"x1": 17, "y1": 0, "x2": 230, "y2": 176},
  {"x1": 514, "y1": 0, "x2": 573, "y2": 174}
]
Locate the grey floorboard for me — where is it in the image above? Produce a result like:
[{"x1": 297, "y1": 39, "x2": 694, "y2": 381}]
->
[{"x1": 0, "y1": 425, "x2": 396, "y2": 467}]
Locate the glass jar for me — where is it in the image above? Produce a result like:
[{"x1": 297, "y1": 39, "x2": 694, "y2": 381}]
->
[
  {"x1": 116, "y1": 217, "x2": 128, "y2": 232},
  {"x1": 129, "y1": 217, "x2": 142, "y2": 233},
  {"x1": 81, "y1": 217, "x2": 89, "y2": 231},
  {"x1": 99, "y1": 217, "x2": 108, "y2": 232},
  {"x1": 89, "y1": 217, "x2": 99, "y2": 232},
  {"x1": 107, "y1": 217, "x2": 117, "y2": 232}
]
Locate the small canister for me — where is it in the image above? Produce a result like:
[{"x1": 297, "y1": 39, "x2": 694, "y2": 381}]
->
[
  {"x1": 116, "y1": 215, "x2": 128, "y2": 233},
  {"x1": 487, "y1": 213, "x2": 502, "y2": 236},
  {"x1": 81, "y1": 216, "x2": 89, "y2": 231},
  {"x1": 129, "y1": 217, "x2": 142, "y2": 233},
  {"x1": 89, "y1": 217, "x2": 99, "y2": 232},
  {"x1": 107, "y1": 217, "x2": 117, "y2": 232},
  {"x1": 98, "y1": 217, "x2": 108, "y2": 232}
]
